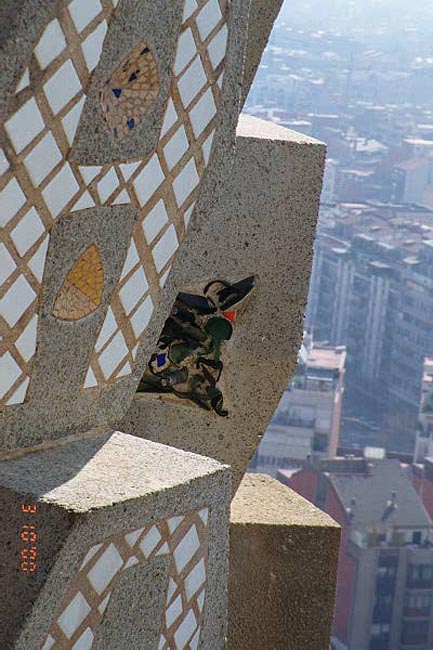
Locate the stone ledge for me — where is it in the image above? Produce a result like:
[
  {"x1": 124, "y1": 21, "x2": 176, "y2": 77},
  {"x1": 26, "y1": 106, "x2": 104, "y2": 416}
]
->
[
  {"x1": 0, "y1": 432, "x2": 230, "y2": 650},
  {"x1": 229, "y1": 473, "x2": 340, "y2": 650}
]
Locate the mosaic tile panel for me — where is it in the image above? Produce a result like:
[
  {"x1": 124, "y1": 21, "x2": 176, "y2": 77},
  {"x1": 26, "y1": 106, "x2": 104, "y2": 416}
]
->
[
  {"x1": 0, "y1": 0, "x2": 230, "y2": 411},
  {"x1": 100, "y1": 41, "x2": 159, "y2": 143},
  {"x1": 138, "y1": 276, "x2": 256, "y2": 415},
  {"x1": 52, "y1": 244, "x2": 104, "y2": 321},
  {"x1": 41, "y1": 508, "x2": 209, "y2": 650}
]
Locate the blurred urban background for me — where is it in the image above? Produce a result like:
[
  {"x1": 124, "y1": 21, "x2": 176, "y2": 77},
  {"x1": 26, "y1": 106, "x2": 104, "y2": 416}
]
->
[{"x1": 246, "y1": 1, "x2": 433, "y2": 648}]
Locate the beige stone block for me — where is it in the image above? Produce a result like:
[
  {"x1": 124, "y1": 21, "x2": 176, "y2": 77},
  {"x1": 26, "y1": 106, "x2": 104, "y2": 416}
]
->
[
  {"x1": 228, "y1": 474, "x2": 340, "y2": 650},
  {"x1": 122, "y1": 115, "x2": 326, "y2": 492},
  {"x1": 0, "y1": 432, "x2": 230, "y2": 649}
]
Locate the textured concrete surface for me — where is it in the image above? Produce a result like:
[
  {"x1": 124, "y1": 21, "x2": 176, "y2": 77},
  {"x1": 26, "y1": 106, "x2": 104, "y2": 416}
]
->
[
  {"x1": 121, "y1": 115, "x2": 326, "y2": 492},
  {"x1": 228, "y1": 474, "x2": 340, "y2": 650},
  {"x1": 71, "y1": 0, "x2": 184, "y2": 164},
  {"x1": 1, "y1": 206, "x2": 136, "y2": 451},
  {"x1": 0, "y1": 0, "x2": 252, "y2": 453},
  {"x1": 0, "y1": 432, "x2": 230, "y2": 649},
  {"x1": 242, "y1": 0, "x2": 284, "y2": 105}
]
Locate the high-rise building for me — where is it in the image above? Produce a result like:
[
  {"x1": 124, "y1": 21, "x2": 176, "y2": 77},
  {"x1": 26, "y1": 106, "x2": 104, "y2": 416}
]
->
[
  {"x1": 307, "y1": 202, "x2": 433, "y2": 431},
  {"x1": 281, "y1": 455, "x2": 433, "y2": 650},
  {"x1": 251, "y1": 340, "x2": 346, "y2": 476},
  {"x1": 414, "y1": 358, "x2": 433, "y2": 463}
]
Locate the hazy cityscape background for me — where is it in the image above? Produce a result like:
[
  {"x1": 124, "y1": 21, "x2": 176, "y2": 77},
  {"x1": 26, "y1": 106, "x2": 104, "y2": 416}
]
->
[{"x1": 246, "y1": 2, "x2": 433, "y2": 648}]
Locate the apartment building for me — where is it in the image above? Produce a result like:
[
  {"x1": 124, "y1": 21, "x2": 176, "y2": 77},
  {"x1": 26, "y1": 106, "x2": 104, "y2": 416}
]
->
[{"x1": 282, "y1": 456, "x2": 433, "y2": 650}]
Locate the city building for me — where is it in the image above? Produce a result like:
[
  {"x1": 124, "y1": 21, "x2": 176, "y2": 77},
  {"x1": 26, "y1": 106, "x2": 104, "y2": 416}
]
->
[
  {"x1": 281, "y1": 454, "x2": 433, "y2": 650},
  {"x1": 306, "y1": 202, "x2": 433, "y2": 437},
  {"x1": 414, "y1": 358, "x2": 433, "y2": 464},
  {"x1": 251, "y1": 340, "x2": 346, "y2": 476}
]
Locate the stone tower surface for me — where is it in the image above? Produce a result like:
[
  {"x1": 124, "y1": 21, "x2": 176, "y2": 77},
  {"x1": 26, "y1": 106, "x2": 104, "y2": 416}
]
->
[{"x1": 0, "y1": 0, "x2": 335, "y2": 648}]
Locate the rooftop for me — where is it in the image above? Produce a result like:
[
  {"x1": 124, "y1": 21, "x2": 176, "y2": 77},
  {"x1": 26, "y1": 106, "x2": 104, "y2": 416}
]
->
[{"x1": 329, "y1": 459, "x2": 431, "y2": 529}]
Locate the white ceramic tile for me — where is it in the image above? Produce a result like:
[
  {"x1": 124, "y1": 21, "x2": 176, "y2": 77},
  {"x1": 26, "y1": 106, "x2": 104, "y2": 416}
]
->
[
  {"x1": 62, "y1": 95, "x2": 86, "y2": 145},
  {"x1": 42, "y1": 163, "x2": 80, "y2": 217},
  {"x1": 173, "y1": 157, "x2": 199, "y2": 208},
  {"x1": 0, "y1": 178, "x2": 26, "y2": 227},
  {"x1": 95, "y1": 307, "x2": 117, "y2": 352},
  {"x1": 28, "y1": 236, "x2": 49, "y2": 283},
  {"x1": 159, "y1": 268, "x2": 170, "y2": 288},
  {"x1": 98, "y1": 330, "x2": 129, "y2": 379},
  {"x1": 166, "y1": 594, "x2": 182, "y2": 628},
  {"x1": 183, "y1": 0, "x2": 198, "y2": 21},
  {"x1": 125, "y1": 527, "x2": 144, "y2": 548},
  {"x1": 189, "y1": 88, "x2": 216, "y2": 138},
  {"x1": 87, "y1": 543, "x2": 123, "y2": 595},
  {"x1": 208, "y1": 24, "x2": 228, "y2": 69},
  {"x1": 35, "y1": 19, "x2": 66, "y2": 69},
  {"x1": 174, "y1": 525, "x2": 200, "y2": 573},
  {"x1": 119, "y1": 266, "x2": 149, "y2": 315},
  {"x1": 184, "y1": 202, "x2": 195, "y2": 228},
  {"x1": 196, "y1": 0, "x2": 223, "y2": 41},
  {"x1": 0, "y1": 352, "x2": 22, "y2": 399},
  {"x1": 0, "y1": 275, "x2": 37, "y2": 327},
  {"x1": 132, "y1": 343, "x2": 140, "y2": 360},
  {"x1": 124, "y1": 555, "x2": 139, "y2": 569},
  {"x1": 79, "y1": 165, "x2": 102, "y2": 185},
  {"x1": 98, "y1": 592, "x2": 111, "y2": 615},
  {"x1": 0, "y1": 148, "x2": 9, "y2": 174},
  {"x1": 24, "y1": 131, "x2": 62, "y2": 187},
  {"x1": 163, "y1": 126, "x2": 189, "y2": 171},
  {"x1": 168, "y1": 516, "x2": 183, "y2": 533},
  {"x1": 142, "y1": 200, "x2": 169, "y2": 244},
  {"x1": 156, "y1": 542, "x2": 169, "y2": 555},
  {"x1": 133, "y1": 154, "x2": 165, "y2": 207},
  {"x1": 152, "y1": 224, "x2": 179, "y2": 273},
  {"x1": 71, "y1": 191, "x2": 95, "y2": 212},
  {"x1": 197, "y1": 590, "x2": 205, "y2": 612},
  {"x1": 199, "y1": 508, "x2": 209, "y2": 525},
  {"x1": 161, "y1": 99, "x2": 178, "y2": 137},
  {"x1": 190, "y1": 629, "x2": 200, "y2": 650},
  {"x1": 42, "y1": 635, "x2": 55, "y2": 650},
  {"x1": 69, "y1": 0, "x2": 103, "y2": 33},
  {"x1": 112, "y1": 189, "x2": 131, "y2": 205},
  {"x1": 5, "y1": 376, "x2": 30, "y2": 405},
  {"x1": 185, "y1": 559, "x2": 206, "y2": 601},
  {"x1": 217, "y1": 71, "x2": 224, "y2": 89},
  {"x1": 202, "y1": 130, "x2": 215, "y2": 165},
  {"x1": 174, "y1": 609, "x2": 197, "y2": 648},
  {"x1": 80, "y1": 543, "x2": 103, "y2": 570},
  {"x1": 83, "y1": 366, "x2": 97, "y2": 388},
  {"x1": 4, "y1": 98, "x2": 45, "y2": 154},
  {"x1": 120, "y1": 241, "x2": 139, "y2": 281},
  {"x1": 115, "y1": 360, "x2": 132, "y2": 378},
  {"x1": 16, "y1": 68, "x2": 30, "y2": 93},
  {"x1": 97, "y1": 168, "x2": 119, "y2": 203},
  {"x1": 119, "y1": 161, "x2": 141, "y2": 181},
  {"x1": 130, "y1": 295, "x2": 153, "y2": 338},
  {"x1": 81, "y1": 20, "x2": 108, "y2": 72},
  {"x1": 11, "y1": 208, "x2": 45, "y2": 257},
  {"x1": 158, "y1": 636, "x2": 166, "y2": 650},
  {"x1": 72, "y1": 627, "x2": 94, "y2": 650},
  {"x1": 57, "y1": 591, "x2": 91, "y2": 639},
  {"x1": 43, "y1": 59, "x2": 82, "y2": 115},
  {"x1": 174, "y1": 29, "x2": 197, "y2": 76},
  {"x1": 111, "y1": 0, "x2": 120, "y2": 6},
  {"x1": 0, "y1": 244, "x2": 17, "y2": 285},
  {"x1": 15, "y1": 315, "x2": 38, "y2": 363},
  {"x1": 139, "y1": 526, "x2": 162, "y2": 557},
  {"x1": 178, "y1": 56, "x2": 207, "y2": 108},
  {"x1": 167, "y1": 578, "x2": 177, "y2": 602}
]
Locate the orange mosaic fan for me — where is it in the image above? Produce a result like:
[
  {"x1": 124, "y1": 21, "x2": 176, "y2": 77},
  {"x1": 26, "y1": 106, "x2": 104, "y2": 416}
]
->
[
  {"x1": 100, "y1": 41, "x2": 159, "y2": 143},
  {"x1": 53, "y1": 244, "x2": 104, "y2": 321}
]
